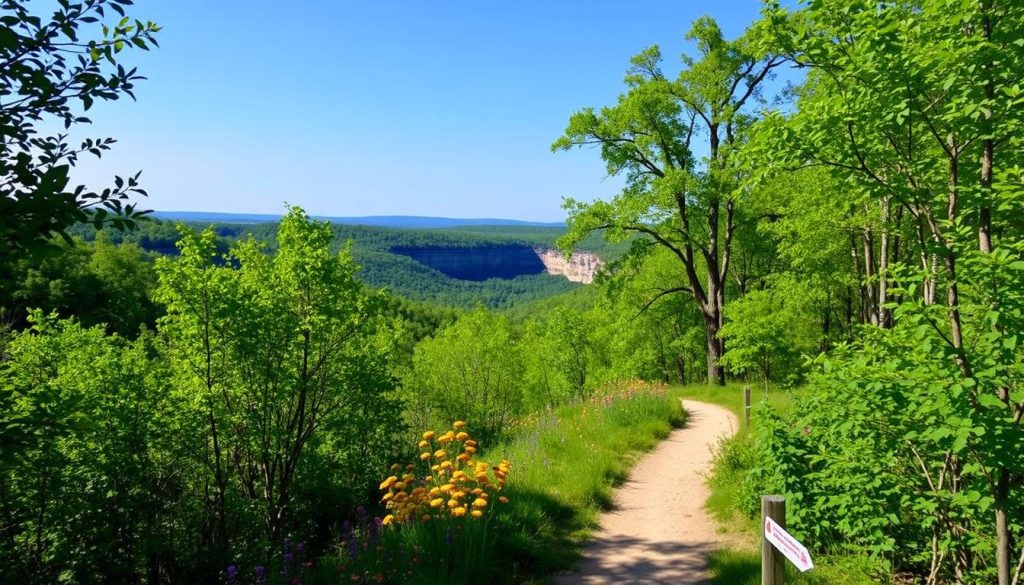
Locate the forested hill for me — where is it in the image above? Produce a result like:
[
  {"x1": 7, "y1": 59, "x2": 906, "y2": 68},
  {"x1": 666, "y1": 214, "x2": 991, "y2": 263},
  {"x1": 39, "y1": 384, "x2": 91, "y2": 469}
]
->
[{"x1": 69, "y1": 219, "x2": 621, "y2": 309}]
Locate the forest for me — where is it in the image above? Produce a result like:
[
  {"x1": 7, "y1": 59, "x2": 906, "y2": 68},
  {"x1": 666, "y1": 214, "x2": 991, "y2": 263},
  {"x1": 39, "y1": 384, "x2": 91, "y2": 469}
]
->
[{"x1": 1, "y1": 0, "x2": 1022, "y2": 584}]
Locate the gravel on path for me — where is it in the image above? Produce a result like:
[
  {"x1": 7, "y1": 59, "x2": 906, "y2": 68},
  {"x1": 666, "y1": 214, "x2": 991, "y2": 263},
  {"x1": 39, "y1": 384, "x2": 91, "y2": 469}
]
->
[{"x1": 556, "y1": 400, "x2": 738, "y2": 585}]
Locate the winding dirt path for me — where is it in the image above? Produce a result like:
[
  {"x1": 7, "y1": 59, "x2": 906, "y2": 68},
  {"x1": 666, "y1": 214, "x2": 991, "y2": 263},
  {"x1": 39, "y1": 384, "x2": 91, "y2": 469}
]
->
[{"x1": 556, "y1": 400, "x2": 738, "y2": 585}]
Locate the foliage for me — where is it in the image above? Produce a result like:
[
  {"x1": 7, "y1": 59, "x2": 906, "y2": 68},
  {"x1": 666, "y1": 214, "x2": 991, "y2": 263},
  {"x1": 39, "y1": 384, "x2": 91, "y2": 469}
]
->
[
  {"x1": 0, "y1": 314, "x2": 177, "y2": 585},
  {"x1": 402, "y1": 307, "x2": 526, "y2": 443},
  {"x1": 155, "y1": 206, "x2": 403, "y2": 558},
  {"x1": 0, "y1": 0, "x2": 159, "y2": 256},
  {"x1": 553, "y1": 16, "x2": 784, "y2": 384},
  {"x1": 0, "y1": 233, "x2": 159, "y2": 335}
]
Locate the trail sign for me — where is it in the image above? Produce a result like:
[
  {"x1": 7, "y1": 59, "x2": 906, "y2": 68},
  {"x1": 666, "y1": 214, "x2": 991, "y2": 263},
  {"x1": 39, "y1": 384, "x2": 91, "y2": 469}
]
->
[{"x1": 764, "y1": 516, "x2": 813, "y2": 572}]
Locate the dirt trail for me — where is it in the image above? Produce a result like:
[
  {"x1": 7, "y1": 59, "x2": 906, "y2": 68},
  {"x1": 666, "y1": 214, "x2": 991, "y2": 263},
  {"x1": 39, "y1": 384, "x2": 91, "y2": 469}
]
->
[{"x1": 556, "y1": 400, "x2": 738, "y2": 585}]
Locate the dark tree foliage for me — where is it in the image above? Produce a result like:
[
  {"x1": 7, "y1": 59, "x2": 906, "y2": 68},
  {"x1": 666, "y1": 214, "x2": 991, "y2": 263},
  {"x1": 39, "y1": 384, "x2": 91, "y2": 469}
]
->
[{"x1": 0, "y1": 0, "x2": 159, "y2": 257}]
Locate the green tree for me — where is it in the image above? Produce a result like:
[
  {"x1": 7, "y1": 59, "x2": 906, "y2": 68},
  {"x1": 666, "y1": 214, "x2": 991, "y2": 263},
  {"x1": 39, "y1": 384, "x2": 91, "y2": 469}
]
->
[
  {"x1": 403, "y1": 307, "x2": 526, "y2": 442},
  {"x1": 0, "y1": 0, "x2": 160, "y2": 256},
  {"x1": 554, "y1": 16, "x2": 782, "y2": 385},
  {"x1": 155, "y1": 206, "x2": 398, "y2": 558}
]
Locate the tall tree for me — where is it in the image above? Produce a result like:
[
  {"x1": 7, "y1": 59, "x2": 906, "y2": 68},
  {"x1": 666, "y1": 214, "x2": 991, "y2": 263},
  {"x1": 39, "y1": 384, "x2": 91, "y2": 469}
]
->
[{"x1": 554, "y1": 16, "x2": 782, "y2": 384}]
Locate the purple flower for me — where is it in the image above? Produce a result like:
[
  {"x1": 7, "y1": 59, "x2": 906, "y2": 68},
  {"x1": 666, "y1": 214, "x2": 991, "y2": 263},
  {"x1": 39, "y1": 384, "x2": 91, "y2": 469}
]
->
[
  {"x1": 347, "y1": 535, "x2": 359, "y2": 560},
  {"x1": 226, "y1": 564, "x2": 238, "y2": 585},
  {"x1": 254, "y1": 565, "x2": 267, "y2": 585}
]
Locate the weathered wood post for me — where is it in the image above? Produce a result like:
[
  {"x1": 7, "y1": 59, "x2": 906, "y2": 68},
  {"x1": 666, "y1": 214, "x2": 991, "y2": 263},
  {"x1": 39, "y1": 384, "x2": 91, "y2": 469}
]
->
[
  {"x1": 762, "y1": 495, "x2": 786, "y2": 585},
  {"x1": 743, "y1": 385, "x2": 752, "y2": 427}
]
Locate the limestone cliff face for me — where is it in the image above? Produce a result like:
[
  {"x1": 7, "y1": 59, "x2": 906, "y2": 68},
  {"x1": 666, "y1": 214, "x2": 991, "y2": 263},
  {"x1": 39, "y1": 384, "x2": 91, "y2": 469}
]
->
[{"x1": 534, "y1": 247, "x2": 603, "y2": 284}]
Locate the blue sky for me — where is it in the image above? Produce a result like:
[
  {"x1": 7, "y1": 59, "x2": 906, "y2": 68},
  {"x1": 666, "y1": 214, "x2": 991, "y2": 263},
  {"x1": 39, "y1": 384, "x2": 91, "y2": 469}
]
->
[{"x1": 72, "y1": 1, "x2": 787, "y2": 222}]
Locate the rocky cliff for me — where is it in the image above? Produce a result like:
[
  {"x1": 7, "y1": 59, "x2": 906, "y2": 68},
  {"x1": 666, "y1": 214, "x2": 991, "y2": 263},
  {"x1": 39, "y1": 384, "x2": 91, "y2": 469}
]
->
[
  {"x1": 534, "y1": 247, "x2": 603, "y2": 284},
  {"x1": 390, "y1": 244, "x2": 603, "y2": 283}
]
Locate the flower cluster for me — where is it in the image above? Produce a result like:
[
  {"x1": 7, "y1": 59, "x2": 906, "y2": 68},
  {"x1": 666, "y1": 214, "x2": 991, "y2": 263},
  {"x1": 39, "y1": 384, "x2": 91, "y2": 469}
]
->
[
  {"x1": 591, "y1": 379, "x2": 668, "y2": 407},
  {"x1": 380, "y1": 421, "x2": 510, "y2": 525}
]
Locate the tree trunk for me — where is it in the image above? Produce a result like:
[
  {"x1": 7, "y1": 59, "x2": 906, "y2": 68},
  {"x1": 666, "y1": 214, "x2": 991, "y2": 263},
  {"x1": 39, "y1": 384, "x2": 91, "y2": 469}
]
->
[
  {"x1": 996, "y1": 467, "x2": 1011, "y2": 585},
  {"x1": 703, "y1": 310, "x2": 725, "y2": 385}
]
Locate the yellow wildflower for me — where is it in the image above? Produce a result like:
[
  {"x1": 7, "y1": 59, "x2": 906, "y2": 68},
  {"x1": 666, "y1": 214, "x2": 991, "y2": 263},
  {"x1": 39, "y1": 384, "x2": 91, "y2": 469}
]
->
[
  {"x1": 453, "y1": 421, "x2": 466, "y2": 429},
  {"x1": 379, "y1": 476, "x2": 397, "y2": 490},
  {"x1": 472, "y1": 498, "x2": 487, "y2": 509},
  {"x1": 471, "y1": 510, "x2": 483, "y2": 519},
  {"x1": 499, "y1": 496, "x2": 509, "y2": 504},
  {"x1": 382, "y1": 515, "x2": 394, "y2": 526},
  {"x1": 433, "y1": 449, "x2": 447, "y2": 460},
  {"x1": 422, "y1": 431, "x2": 435, "y2": 440},
  {"x1": 420, "y1": 452, "x2": 430, "y2": 461},
  {"x1": 429, "y1": 498, "x2": 444, "y2": 509},
  {"x1": 455, "y1": 431, "x2": 469, "y2": 441}
]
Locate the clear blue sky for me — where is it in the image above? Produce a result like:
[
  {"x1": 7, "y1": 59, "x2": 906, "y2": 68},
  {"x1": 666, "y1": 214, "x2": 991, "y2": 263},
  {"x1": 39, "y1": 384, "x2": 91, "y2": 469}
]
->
[{"x1": 72, "y1": 0, "x2": 788, "y2": 222}]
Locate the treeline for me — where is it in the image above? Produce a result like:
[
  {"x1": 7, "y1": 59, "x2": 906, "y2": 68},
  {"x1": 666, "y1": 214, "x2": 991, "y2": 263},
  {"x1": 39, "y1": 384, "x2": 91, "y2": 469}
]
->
[{"x1": 65, "y1": 220, "x2": 619, "y2": 309}]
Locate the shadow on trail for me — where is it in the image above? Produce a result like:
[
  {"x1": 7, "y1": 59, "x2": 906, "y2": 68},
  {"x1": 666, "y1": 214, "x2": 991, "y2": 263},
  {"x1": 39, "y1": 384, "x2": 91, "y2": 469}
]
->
[{"x1": 557, "y1": 533, "x2": 721, "y2": 584}]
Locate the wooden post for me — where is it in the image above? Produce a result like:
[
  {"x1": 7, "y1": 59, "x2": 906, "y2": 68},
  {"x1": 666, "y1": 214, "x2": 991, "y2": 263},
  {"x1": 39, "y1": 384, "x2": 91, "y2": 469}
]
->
[
  {"x1": 762, "y1": 495, "x2": 786, "y2": 585},
  {"x1": 743, "y1": 385, "x2": 752, "y2": 427}
]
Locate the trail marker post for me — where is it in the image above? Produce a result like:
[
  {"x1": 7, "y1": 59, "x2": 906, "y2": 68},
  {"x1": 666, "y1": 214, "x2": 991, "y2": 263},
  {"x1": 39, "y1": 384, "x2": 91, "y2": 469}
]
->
[
  {"x1": 743, "y1": 385, "x2": 752, "y2": 427},
  {"x1": 761, "y1": 494, "x2": 814, "y2": 584},
  {"x1": 761, "y1": 495, "x2": 786, "y2": 585}
]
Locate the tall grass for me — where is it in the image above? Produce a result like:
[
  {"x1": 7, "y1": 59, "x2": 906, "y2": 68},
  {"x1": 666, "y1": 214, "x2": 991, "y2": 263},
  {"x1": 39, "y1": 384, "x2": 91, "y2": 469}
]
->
[
  {"x1": 490, "y1": 381, "x2": 685, "y2": 578},
  {"x1": 253, "y1": 381, "x2": 685, "y2": 585}
]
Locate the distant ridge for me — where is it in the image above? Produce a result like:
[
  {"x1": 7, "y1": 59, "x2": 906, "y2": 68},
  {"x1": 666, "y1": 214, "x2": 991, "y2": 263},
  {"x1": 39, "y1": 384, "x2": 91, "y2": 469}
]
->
[{"x1": 152, "y1": 211, "x2": 565, "y2": 229}]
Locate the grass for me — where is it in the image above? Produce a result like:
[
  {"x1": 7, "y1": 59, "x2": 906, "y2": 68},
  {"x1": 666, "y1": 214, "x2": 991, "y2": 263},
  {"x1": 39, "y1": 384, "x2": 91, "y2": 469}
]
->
[
  {"x1": 671, "y1": 382, "x2": 882, "y2": 585},
  {"x1": 299, "y1": 381, "x2": 686, "y2": 584},
  {"x1": 491, "y1": 382, "x2": 686, "y2": 582}
]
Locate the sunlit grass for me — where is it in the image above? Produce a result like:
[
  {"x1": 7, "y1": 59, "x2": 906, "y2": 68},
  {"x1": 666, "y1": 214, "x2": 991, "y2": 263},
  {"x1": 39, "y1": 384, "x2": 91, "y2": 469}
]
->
[
  {"x1": 491, "y1": 381, "x2": 686, "y2": 578},
  {"x1": 302, "y1": 381, "x2": 686, "y2": 584}
]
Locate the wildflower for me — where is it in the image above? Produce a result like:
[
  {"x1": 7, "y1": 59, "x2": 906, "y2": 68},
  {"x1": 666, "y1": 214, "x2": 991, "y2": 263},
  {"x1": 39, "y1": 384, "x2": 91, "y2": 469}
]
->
[
  {"x1": 453, "y1": 421, "x2": 466, "y2": 429},
  {"x1": 429, "y1": 498, "x2": 444, "y2": 508},
  {"x1": 472, "y1": 498, "x2": 488, "y2": 509},
  {"x1": 418, "y1": 440, "x2": 429, "y2": 448},
  {"x1": 499, "y1": 496, "x2": 509, "y2": 504},
  {"x1": 455, "y1": 431, "x2": 469, "y2": 441},
  {"x1": 420, "y1": 452, "x2": 430, "y2": 460},
  {"x1": 421, "y1": 514, "x2": 431, "y2": 522},
  {"x1": 434, "y1": 449, "x2": 447, "y2": 460},
  {"x1": 255, "y1": 566, "x2": 267, "y2": 585},
  {"x1": 382, "y1": 515, "x2": 394, "y2": 526},
  {"x1": 379, "y1": 476, "x2": 398, "y2": 490},
  {"x1": 226, "y1": 565, "x2": 238, "y2": 585},
  {"x1": 422, "y1": 431, "x2": 435, "y2": 440},
  {"x1": 471, "y1": 510, "x2": 484, "y2": 519},
  {"x1": 452, "y1": 506, "x2": 467, "y2": 517}
]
